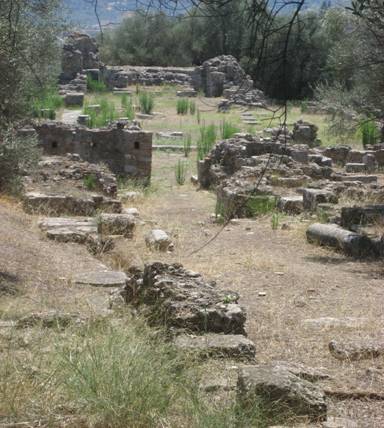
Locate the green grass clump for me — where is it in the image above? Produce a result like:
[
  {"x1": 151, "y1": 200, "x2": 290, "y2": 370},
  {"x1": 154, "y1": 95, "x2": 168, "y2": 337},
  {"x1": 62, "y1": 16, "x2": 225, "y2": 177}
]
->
[
  {"x1": 189, "y1": 100, "x2": 196, "y2": 115},
  {"x1": 183, "y1": 134, "x2": 192, "y2": 157},
  {"x1": 175, "y1": 159, "x2": 188, "y2": 185},
  {"x1": 139, "y1": 92, "x2": 154, "y2": 114},
  {"x1": 121, "y1": 94, "x2": 135, "y2": 120},
  {"x1": 177, "y1": 98, "x2": 189, "y2": 115},
  {"x1": 220, "y1": 119, "x2": 240, "y2": 139},
  {"x1": 83, "y1": 173, "x2": 97, "y2": 190},
  {"x1": 197, "y1": 123, "x2": 217, "y2": 161},
  {"x1": 83, "y1": 98, "x2": 117, "y2": 128},
  {"x1": 245, "y1": 195, "x2": 277, "y2": 217},
  {"x1": 87, "y1": 75, "x2": 107, "y2": 92},
  {"x1": 359, "y1": 118, "x2": 379, "y2": 147}
]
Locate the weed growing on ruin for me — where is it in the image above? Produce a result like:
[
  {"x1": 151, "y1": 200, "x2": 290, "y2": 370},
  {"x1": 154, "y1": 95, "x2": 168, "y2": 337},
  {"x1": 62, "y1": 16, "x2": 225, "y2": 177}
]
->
[
  {"x1": 197, "y1": 123, "x2": 217, "y2": 160},
  {"x1": 177, "y1": 98, "x2": 189, "y2": 115},
  {"x1": 83, "y1": 99, "x2": 117, "y2": 128},
  {"x1": 139, "y1": 92, "x2": 154, "y2": 114},
  {"x1": 87, "y1": 75, "x2": 107, "y2": 92},
  {"x1": 121, "y1": 94, "x2": 135, "y2": 119},
  {"x1": 245, "y1": 196, "x2": 277, "y2": 217},
  {"x1": 83, "y1": 173, "x2": 97, "y2": 190},
  {"x1": 220, "y1": 119, "x2": 240, "y2": 139},
  {"x1": 175, "y1": 159, "x2": 188, "y2": 185},
  {"x1": 183, "y1": 134, "x2": 192, "y2": 157}
]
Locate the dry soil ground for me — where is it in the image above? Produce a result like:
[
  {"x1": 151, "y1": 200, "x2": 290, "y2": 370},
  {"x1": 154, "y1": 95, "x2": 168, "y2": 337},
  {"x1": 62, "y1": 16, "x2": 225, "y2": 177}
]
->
[{"x1": 1, "y1": 154, "x2": 384, "y2": 426}]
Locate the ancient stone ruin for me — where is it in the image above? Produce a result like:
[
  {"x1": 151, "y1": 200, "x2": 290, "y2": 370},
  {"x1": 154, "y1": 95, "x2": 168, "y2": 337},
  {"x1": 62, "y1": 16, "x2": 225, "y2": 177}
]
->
[{"x1": 34, "y1": 122, "x2": 152, "y2": 181}]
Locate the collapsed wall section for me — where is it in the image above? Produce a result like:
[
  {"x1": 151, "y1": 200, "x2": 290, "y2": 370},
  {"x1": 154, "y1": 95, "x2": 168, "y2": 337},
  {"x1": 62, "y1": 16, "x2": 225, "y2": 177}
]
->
[{"x1": 35, "y1": 122, "x2": 152, "y2": 182}]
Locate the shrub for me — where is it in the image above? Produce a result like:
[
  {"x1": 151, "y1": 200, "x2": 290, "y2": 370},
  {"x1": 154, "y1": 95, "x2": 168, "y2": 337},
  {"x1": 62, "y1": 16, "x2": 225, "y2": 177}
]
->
[
  {"x1": 197, "y1": 123, "x2": 217, "y2": 161},
  {"x1": 183, "y1": 134, "x2": 192, "y2": 157},
  {"x1": 177, "y1": 98, "x2": 189, "y2": 115},
  {"x1": 139, "y1": 92, "x2": 154, "y2": 114},
  {"x1": 220, "y1": 119, "x2": 240, "y2": 139},
  {"x1": 175, "y1": 159, "x2": 188, "y2": 185},
  {"x1": 196, "y1": 108, "x2": 201, "y2": 124},
  {"x1": 87, "y1": 75, "x2": 107, "y2": 92},
  {"x1": 271, "y1": 212, "x2": 280, "y2": 230},
  {"x1": 360, "y1": 118, "x2": 379, "y2": 147},
  {"x1": 0, "y1": 130, "x2": 40, "y2": 194}
]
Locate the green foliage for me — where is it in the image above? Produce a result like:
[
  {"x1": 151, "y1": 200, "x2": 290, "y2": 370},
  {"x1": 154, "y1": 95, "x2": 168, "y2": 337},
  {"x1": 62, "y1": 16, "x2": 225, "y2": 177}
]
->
[
  {"x1": 245, "y1": 196, "x2": 277, "y2": 217},
  {"x1": 0, "y1": 0, "x2": 63, "y2": 127},
  {"x1": 271, "y1": 212, "x2": 280, "y2": 230},
  {"x1": 183, "y1": 134, "x2": 192, "y2": 157},
  {"x1": 359, "y1": 119, "x2": 379, "y2": 147},
  {"x1": 189, "y1": 100, "x2": 196, "y2": 115},
  {"x1": 0, "y1": 130, "x2": 40, "y2": 194},
  {"x1": 30, "y1": 89, "x2": 63, "y2": 119},
  {"x1": 87, "y1": 75, "x2": 107, "y2": 92},
  {"x1": 177, "y1": 98, "x2": 189, "y2": 115},
  {"x1": 83, "y1": 174, "x2": 97, "y2": 190},
  {"x1": 83, "y1": 99, "x2": 117, "y2": 128},
  {"x1": 196, "y1": 108, "x2": 201, "y2": 124},
  {"x1": 220, "y1": 119, "x2": 240, "y2": 139},
  {"x1": 197, "y1": 123, "x2": 217, "y2": 161},
  {"x1": 139, "y1": 92, "x2": 154, "y2": 115},
  {"x1": 121, "y1": 94, "x2": 135, "y2": 120},
  {"x1": 175, "y1": 160, "x2": 188, "y2": 185}
]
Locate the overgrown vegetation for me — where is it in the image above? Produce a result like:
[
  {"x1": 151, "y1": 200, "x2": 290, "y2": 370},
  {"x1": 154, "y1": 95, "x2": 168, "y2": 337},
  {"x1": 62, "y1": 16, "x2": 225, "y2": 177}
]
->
[
  {"x1": 87, "y1": 75, "x2": 107, "y2": 92},
  {"x1": 360, "y1": 119, "x2": 379, "y2": 148},
  {"x1": 245, "y1": 196, "x2": 277, "y2": 217},
  {"x1": 197, "y1": 124, "x2": 217, "y2": 161},
  {"x1": 139, "y1": 92, "x2": 154, "y2": 115},
  {"x1": 0, "y1": 130, "x2": 40, "y2": 194},
  {"x1": 83, "y1": 99, "x2": 117, "y2": 128},
  {"x1": 30, "y1": 89, "x2": 63, "y2": 120},
  {"x1": 220, "y1": 119, "x2": 240, "y2": 139},
  {"x1": 0, "y1": 317, "x2": 284, "y2": 427},
  {"x1": 183, "y1": 134, "x2": 192, "y2": 157}
]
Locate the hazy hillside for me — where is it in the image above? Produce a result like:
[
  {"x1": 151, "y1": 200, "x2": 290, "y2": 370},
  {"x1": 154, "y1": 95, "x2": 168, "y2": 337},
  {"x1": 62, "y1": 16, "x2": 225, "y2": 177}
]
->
[{"x1": 63, "y1": 0, "x2": 350, "y2": 32}]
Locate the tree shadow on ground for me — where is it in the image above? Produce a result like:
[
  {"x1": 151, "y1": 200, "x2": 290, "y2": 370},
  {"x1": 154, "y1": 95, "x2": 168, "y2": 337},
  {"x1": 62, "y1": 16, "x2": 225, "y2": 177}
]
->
[{"x1": 0, "y1": 271, "x2": 20, "y2": 296}]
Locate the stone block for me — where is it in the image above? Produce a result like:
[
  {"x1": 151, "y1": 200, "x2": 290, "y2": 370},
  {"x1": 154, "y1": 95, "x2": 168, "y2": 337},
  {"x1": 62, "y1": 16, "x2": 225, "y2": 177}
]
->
[
  {"x1": 98, "y1": 213, "x2": 136, "y2": 238},
  {"x1": 277, "y1": 196, "x2": 303, "y2": 214},
  {"x1": 302, "y1": 189, "x2": 338, "y2": 211},
  {"x1": 64, "y1": 92, "x2": 84, "y2": 107},
  {"x1": 145, "y1": 229, "x2": 174, "y2": 251}
]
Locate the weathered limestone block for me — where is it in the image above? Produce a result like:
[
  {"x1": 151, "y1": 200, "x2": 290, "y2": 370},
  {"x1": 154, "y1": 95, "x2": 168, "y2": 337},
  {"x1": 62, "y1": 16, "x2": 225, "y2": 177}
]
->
[
  {"x1": 98, "y1": 213, "x2": 135, "y2": 238},
  {"x1": 64, "y1": 92, "x2": 84, "y2": 107},
  {"x1": 177, "y1": 88, "x2": 197, "y2": 97},
  {"x1": 292, "y1": 120, "x2": 320, "y2": 147},
  {"x1": 341, "y1": 205, "x2": 384, "y2": 228},
  {"x1": 277, "y1": 196, "x2": 304, "y2": 214},
  {"x1": 345, "y1": 163, "x2": 366, "y2": 173},
  {"x1": 73, "y1": 271, "x2": 128, "y2": 287},
  {"x1": 145, "y1": 229, "x2": 174, "y2": 251},
  {"x1": 323, "y1": 145, "x2": 351, "y2": 165},
  {"x1": 302, "y1": 189, "x2": 338, "y2": 211},
  {"x1": 346, "y1": 150, "x2": 365, "y2": 163},
  {"x1": 374, "y1": 149, "x2": 384, "y2": 166},
  {"x1": 237, "y1": 364, "x2": 327, "y2": 421},
  {"x1": 329, "y1": 339, "x2": 384, "y2": 361},
  {"x1": 306, "y1": 223, "x2": 376, "y2": 257},
  {"x1": 174, "y1": 334, "x2": 256, "y2": 360},
  {"x1": 124, "y1": 262, "x2": 247, "y2": 334},
  {"x1": 340, "y1": 175, "x2": 378, "y2": 184}
]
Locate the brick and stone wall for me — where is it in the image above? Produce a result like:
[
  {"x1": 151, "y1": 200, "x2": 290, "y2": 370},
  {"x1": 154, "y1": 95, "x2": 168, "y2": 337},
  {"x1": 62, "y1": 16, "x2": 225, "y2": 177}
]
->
[{"x1": 35, "y1": 122, "x2": 152, "y2": 182}]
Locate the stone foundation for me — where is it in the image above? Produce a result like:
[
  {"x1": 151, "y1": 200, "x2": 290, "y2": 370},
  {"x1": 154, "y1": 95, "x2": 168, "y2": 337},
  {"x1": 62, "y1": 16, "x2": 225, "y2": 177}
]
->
[{"x1": 35, "y1": 122, "x2": 152, "y2": 182}]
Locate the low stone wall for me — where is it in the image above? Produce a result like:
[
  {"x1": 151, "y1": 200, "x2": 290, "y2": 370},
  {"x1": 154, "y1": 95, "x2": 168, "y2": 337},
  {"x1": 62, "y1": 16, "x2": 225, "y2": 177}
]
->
[
  {"x1": 35, "y1": 122, "x2": 152, "y2": 182},
  {"x1": 105, "y1": 65, "x2": 194, "y2": 88}
]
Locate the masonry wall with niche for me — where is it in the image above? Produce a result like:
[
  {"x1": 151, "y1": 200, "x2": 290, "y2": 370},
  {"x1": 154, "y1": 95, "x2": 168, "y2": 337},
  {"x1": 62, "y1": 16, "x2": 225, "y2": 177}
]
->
[{"x1": 35, "y1": 122, "x2": 153, "y2": 183}]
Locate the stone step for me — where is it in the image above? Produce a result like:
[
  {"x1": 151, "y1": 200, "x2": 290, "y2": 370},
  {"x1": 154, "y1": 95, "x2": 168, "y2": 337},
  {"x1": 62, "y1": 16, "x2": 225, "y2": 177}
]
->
[{"x1": 73, "y1": 271, "x2": 128, "y2": 288}]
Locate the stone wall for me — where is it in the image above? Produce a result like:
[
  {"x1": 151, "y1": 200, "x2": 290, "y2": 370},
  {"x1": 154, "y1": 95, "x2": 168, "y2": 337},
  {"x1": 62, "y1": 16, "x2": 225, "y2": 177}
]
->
[
  {"x1": 105, "y1": 65, "x2": 194, "y2": 88},
  {"x1": 35, "y1": 122, "x2": 152, "y2": 182}
]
